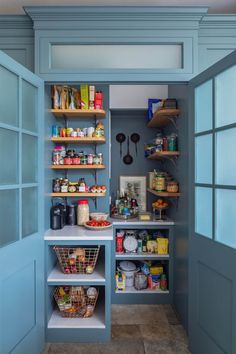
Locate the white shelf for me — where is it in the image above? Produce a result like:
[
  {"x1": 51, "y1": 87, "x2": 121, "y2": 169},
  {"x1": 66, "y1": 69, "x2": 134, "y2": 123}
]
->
[
  {"x1": 116, "y1": 286, "x2": 169, "y2": 294},
  {"x1": 47, "y1": 264, "x2": 105, "y2": 284},
  {"x1": 111, "y1": 218, "x2": 174, "y2": 226},
  {"x1": 44, "y1": 226, "x2": 113, "y2": 241},
  {"x1": 116, "y1": 253, "x2": 169, "y2": 260},
  {"x1": 48, "y1": 305, "x2": 105, "y2": 329}
]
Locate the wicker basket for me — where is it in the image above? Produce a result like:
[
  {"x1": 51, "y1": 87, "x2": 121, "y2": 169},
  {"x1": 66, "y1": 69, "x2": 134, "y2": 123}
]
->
[
  {"x1": 54, "y1": 246, "x2": 100, "y2": 274},
  {"x1": 54, "y1": 286, "x2": 99, "y2": 318}
]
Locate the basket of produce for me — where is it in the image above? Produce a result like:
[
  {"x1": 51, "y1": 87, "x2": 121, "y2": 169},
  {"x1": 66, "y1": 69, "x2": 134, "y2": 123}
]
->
[
  {"x1": 54, "y1": 246, "x2": 100, "y2": 274},
  {"x1": 54, "y1": 286, "x2": 99, "y2": 318}
]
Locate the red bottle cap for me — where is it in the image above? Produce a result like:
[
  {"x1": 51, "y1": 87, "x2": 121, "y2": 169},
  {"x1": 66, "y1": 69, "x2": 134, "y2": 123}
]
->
[{"x1": 78, "y1": 200, "x2": 88, "y2": 205}]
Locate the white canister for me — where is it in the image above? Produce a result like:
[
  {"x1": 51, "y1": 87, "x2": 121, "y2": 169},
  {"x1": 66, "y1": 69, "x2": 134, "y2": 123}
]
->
[
  {"x1": 77, "y1": 199, "x2": 89, "y2": 225},
  {"x1": 148, "y1": 172, "x2": 155, "y2": 189},
  {"x1": 87, "y1": 127, "x2": 95, "y2": 137}
]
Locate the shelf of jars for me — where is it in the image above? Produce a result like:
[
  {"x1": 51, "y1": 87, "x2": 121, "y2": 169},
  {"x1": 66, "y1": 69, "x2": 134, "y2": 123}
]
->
[
  {"x1": 50, "y1": 164, "x2": 106, "y2": 169},
  {"x1": 147, "y1": 188, "x2": 180, "y2": 198},
  {"x1": 51, "y1": 137, "x2": 106, "y2": 144},
  {"x1": 147, "y1": 108, "x2": 180, "y2": 128},
  {"x1": 116, "y1": 287, "x2": 169, "y2": 294},
  {"x1": 116, "y1": 253, "x2": 169, "y2": 260},
  {"x1": 51, "y1": 109, "x2": 106, "y2": 119},
  {"x1": 147, "y1": 151, "x2": 180, "y2": 160},
  {"x1": 50, "y1": 192, "x2": 106, "y2": 197}
]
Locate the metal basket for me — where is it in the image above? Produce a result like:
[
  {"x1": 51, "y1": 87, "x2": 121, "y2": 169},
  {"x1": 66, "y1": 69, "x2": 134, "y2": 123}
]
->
[
  {"x1": 54, "y1": 246, "x2": 100, "y2": 274},
  {"x1": 54, "y1": 286, "x2": 99, "y2": 318}
]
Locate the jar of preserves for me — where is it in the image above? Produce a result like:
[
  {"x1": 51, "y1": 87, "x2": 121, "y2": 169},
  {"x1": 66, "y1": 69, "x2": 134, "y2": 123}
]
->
[
  {"x1": 52, "y1": 178, "x2": 61, "y2": 193},
  {"x1": 64, "y1": 155, "x2": 72, "y2": 165},
  {"x1": 72, "y1": 154, "x2": 80, "y2": 165},
  {"x1": 80, "y1": 155, "x2": 88, "y2": 165},
  {"x1": 166, "y1": 181, "x2": 179, "y2": 193},
  {"x1": 61, "y1": 179, "x2": 69, "y2": 193},
  {"x1": 98, "y1": 153, "x2": 103, "y2": 165},
  {"x1": 155, "y1": 173, "x2": 166, "y2": 191},
  {"x1": 93, "y1": 155, "x2": 100, "y2": 165},
  {"x1": 87, "y1": 154, "x2": 94, "y2": 165},
  {"x1": 77, "y1": 200, "x2": 89, "y2": 225},
  {"x1": 68, "y1": 182, "x2": 77, "y2": 193}
]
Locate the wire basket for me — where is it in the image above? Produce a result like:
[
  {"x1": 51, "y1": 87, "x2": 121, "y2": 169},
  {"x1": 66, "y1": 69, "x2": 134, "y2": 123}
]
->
[
  {"x1": 54, "y1": 286, "x2": 99, "y2": 318},
  {"x1": 54, "y1": 246, "x2": 100, "y2": 274}
]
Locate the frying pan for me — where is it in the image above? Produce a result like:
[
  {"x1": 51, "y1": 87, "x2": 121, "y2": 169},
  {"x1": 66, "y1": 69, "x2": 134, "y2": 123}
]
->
[
  {"x1": 116, "y1": 133, "x2": 126, "y2": 158},
  {"x1": 130, "y1": 133, "x2": 140, "y2": 156},
  {"x1": 123, "y1": 136, "x2": 133, "y2": 165}
]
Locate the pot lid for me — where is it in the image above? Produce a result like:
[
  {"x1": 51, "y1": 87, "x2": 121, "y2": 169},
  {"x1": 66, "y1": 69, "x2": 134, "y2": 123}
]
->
[{"x1": 119, "y1": 261, "x2": 137, "y2": 271}]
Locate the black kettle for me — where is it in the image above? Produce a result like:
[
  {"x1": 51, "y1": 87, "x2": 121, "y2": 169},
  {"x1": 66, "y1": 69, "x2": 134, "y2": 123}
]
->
[{"x1": 50, "y1": 198, "x2": 66, "y2": 230}]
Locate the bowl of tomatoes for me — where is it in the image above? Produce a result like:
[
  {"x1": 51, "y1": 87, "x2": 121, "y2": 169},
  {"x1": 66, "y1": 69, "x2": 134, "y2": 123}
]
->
[{"x1": 84, "y1": 219, "x2": 112, "y2": 230}]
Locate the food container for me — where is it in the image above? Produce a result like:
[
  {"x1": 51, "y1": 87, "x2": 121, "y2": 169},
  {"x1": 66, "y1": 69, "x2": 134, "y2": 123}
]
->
[
  {"x1": 64, "y1": 156, "x2": 72, "y2": 165},
  {"x1": 139, "y1": 212, "x2": 152, "y2": 221},
  {"x1": 77, "y1": 200, "x2": 89, "y2": 225},
  {"x1": 134, "y1": 272, "x2": 148, "y2": 290},
  {"x1": 72, "y1": 155, "x2": 80, "y2": 165},
  {"x1": 156, "y1": 238, "x2": 169, "y2": 255},
  {"x1": 166, "y1": 181, "x2": 179, "y2": 193},
  {"x1": 167, "y1": 133, "x2": 178, "y2": 151},
  {"x1": 118, "y1": 261, "x2": 139, "y2": 288},
  {"x1": 89, "y1": 212, "x2": 108, "y2": 221},
  {"x1": 155, "y1": 173, "x2": 166, "y2": 191},
  {"x1": 116, "y1": 232, "x2": 124, "y2": 253}
]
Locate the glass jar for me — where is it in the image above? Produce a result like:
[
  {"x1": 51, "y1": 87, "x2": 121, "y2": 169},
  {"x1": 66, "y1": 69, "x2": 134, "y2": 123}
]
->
[
  {"x1": 155, "y1": 173, "x2": 166, "y2": 191},
  {"x1": 64, "y1": 156, "x2": 72, "y2": 165},
  {"x1": 87, "y1": 154, "x2": 94, "y2": 165},
  {"x1": 166, "y1": 181, "x2": 179, "y2": 193},
  {"x1": 72, "y1": 154, "x2": 80, "y2": 165},
  {"x1": 93, "y1": 155, "x2": 100, "y2": 165},
  {"x1": 52, "y1": 178, "x2": 61, "y2": 193},
  {"x1": 80, "y1": 155, "x2": 88, "y2": 165},
  {"x1": 98, "y1": 153, "x2": 103, "y2": 165},
  {"x1": 61, "y1": 180, "x2": 69, "y2": 193},
  {"x1": 167, "y1": 134, "x2": 177, "y2": 151},
  {"x1": 77, "y1": 200, "x2": 89, "y2": 226}
]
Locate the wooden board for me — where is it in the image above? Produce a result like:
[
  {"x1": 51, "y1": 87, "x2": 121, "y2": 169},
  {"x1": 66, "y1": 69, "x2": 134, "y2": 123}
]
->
[
  {"x1": 50, "y1": 192, "x2": 106, "y2": 197},
  {"x1": 51, "y1": 109, "x2": 106, "y2": 119},
  {"x1": 147, "y1": 188, "x2": 180, "y2": 197},
  {"x1": 147, "y1": 109, "x2": 180, "y2": 128},
  {"x1": 51, "y1": 137, "x2": 106, "y2": 144},
  {"x1": 50, "y1": 165, "x2": 106, "y2": 169},
  {"x1": 148, "y1": 151, "x2": 180, "y2": 159}
]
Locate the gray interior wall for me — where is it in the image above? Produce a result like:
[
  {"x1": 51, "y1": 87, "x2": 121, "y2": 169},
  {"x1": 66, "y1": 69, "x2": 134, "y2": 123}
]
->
[
  {"x1": 110, "y1": 109, "x2": 162, "y2": 211},
  {"x1": 168, "y1": 84, "x2": 189, "y2": 331}
]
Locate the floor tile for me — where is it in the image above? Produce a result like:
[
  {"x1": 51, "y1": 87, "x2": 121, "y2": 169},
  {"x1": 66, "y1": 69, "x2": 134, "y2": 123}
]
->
[
  {"x1": 139, "y1": 323, "x2": 172, "y2": 342},
  {"x1": 48, "y1": 340, "x2": 145, "y2": 354},
  {"x1": 163, "y1": 304, "x2": 180, "y2": 325},
  {"x1": 41, "y1": 343, "x2": 50, "y2": 354},
  {"x1": 171, "y1": 324, "x2": 188, "y2": 345},
  {"x1": 112, "y1": 324, "x2": 142, "y2": 340},
  {"x1": 111, "y1": 304, "x2": 168, "y2": 325},
  {"x1": 143, "y1": 339, "x2": 176, "y2": 354}
]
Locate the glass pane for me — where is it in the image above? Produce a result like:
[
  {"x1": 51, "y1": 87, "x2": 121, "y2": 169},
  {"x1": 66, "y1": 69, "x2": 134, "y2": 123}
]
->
[
  {"x1": 216, "y1": 65, "x2": 236, "y2": 128},
  {"x1": 0, "y1": 128, "x2": 18, "y2": 185},
  {"x1": 0, "y1": 65, "x2": 18, "y2": 127},
  {"x1": 195, "y1": 80, "x2": 212, "y2": 133},
  {"x1": 216, "y1": 128, "x2": 236, "y2": 185},
  {"x1": 0, "y1": 189, "x2": 18, "y2": 247},
  {"x1": 215, "y1": 189, "x2": 236, "y2": 249},
  {"x1": 22, "y1": 134, "x2": 38, "y2": 184},
  {"x1": 195, "y1": 187, "x2": 212, "y2": 238},
  {"x1": 195, "y1": 134, "x2": 212, "y2": 184},
  {"x1": 22, "y1": 79, "x2": 37, "y2": 133},
  {"x1": 51, "y1": 44, "x2": 182, "y2": 70},
  {"x1": 22, "y1": 187, "x2": 38, "y2": 238}
]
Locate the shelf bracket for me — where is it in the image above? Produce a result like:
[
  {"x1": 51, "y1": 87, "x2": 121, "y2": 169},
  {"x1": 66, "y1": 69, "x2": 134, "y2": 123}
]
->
[
  {"x1": 91, "y1": 197, "x2": 98, "y2": 209},
  {"x1": 167, "y1": 116, "x2": 178, "y2": 130},
  {"x1": 160, "y1": 155, "x2": 178, "y2": 168}
]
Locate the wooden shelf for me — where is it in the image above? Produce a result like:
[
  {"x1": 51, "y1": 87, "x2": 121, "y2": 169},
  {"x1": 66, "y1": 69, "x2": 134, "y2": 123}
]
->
[
  {"x1": 147, "y1": 109, "x2": 180, "y2": 128},
  {"x1": 51, "y1": 137, "x2": 106, "y2": 144},
  {"x1": 148, "y1": 151, "x2": 180, "y2": 160},
  {"x1": 116, "y1": 286, "x2": 169, "y2": 294},
  {"x1": 50, "y1": 164, "x2": 106, "y2": 169},
  {"x1": 147, "y1": 188, "x2": 180, "y2": 197},
  {"x1": 50, "y1": 192, "x2": 106, "y2": 197},
  {"x1": 51, "y1": 109, "x2": 106, "y2": 119}
]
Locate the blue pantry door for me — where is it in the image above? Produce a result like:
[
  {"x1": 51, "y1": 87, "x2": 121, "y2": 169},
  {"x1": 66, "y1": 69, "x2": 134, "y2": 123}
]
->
[
  {"x1": 0, "y1": 51, "x2": 44, "y2": 354},
  {"x1": 189, "y1": 50, "x2": 236, "y2": 354}
]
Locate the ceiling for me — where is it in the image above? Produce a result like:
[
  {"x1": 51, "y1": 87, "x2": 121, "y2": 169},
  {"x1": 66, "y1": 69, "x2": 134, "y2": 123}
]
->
[{"x1": 0, "y1": 0, "x2": 236, "y2": 15}]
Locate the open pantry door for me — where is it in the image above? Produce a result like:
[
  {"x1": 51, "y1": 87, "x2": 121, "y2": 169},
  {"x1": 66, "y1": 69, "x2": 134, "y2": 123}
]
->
[
  {"x1": 0, "y1": 51, "x2": 44, "y2": 354},
  {"x1": 188, "y1": 50, "x2": 236, "y2": 354}
]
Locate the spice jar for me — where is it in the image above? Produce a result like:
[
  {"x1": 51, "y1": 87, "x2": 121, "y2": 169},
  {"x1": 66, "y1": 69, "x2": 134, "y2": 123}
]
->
[
  {"x1": 98, "y1": 153, "x2": 103, "y2": 165},
  {"x1": 52, "y1": 178, "x2": 61, "y2": 193},
  {"x1": 80, "y1": 155, "x2": 88, "y2": 165},
  {"x1": 155, "y1": 173, "x2": 166, "y2": 191},
  {"x1": 77, "y1": 200, "x2": 89, "y2": 226},
  {"x1": 61, "y1": 179, "x2": 69, "y2": 193},
  {"x1": 166, "y1": 181, "x2": 179, "y2": 193},
  {"x1": 72, "y1": 154, "x2": 80, "y2": 165},
  {"x1": 64, "y1": 155, "x2": 72, "y2": 165},
  {"x1": 93, "y1": 155, "x2": 100, "y2": 165}
]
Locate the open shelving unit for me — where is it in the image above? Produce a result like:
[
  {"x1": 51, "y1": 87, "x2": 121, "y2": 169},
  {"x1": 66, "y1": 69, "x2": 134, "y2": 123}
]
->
[
  {"x1": 116, "y1": 287, "x2": 169, "y2": 294},
  {"x1": 147, "y1": 108, "x2": 180, "y2": 128},
  {"x1": 50, "y1": 164, "x2": 106, "y2": 169},
  {"x1": 51, "y1": 108, "x2": 106, "y2": 119},
  {"x1": 147, "y1": 188, "x2": 180, "y2": 198},
  {"x1": 115, "y1": 253, "x2": 169, "y2": 260},
  {"x1": 50, "y1": 192, "x2": 106, "y2": 197},
  {"x1": 147, "y1": 151, "x2": 180, "y2": 160},
  {"x1": 51, "y1": 137, "x2": 106, "y2": 144}
]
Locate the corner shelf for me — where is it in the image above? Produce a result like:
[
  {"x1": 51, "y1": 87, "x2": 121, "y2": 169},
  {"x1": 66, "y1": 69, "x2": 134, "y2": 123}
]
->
[
  {"x1": 51, "y1": 137, "x2": 106, "y2": 144},
  {"x1": 148, "y1": 151, "x2": 180, "y2": 160},
  {"x1": 50, "y1": 164, "x2": 106, "y2": 170},
  {"x1": 115, "y1": 253, "x2": 169, "y2": 260},
  {"x1": 147, "y1": 188, "x2": 180, "y2": 197},
  {"x1": 50, "y1": 192, "x2": 106, "y2": 197},
  {"x1": 51, "y1": 109, "x2": 106, "y2": 119},
  {"x1": 147, "y1": 109, "x2": 180, "y2": 128}
]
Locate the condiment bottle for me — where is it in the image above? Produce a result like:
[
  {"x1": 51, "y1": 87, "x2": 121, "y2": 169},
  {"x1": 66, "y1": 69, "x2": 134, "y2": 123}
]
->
[{"x1": 77, "y1": 200, "x2": 89, "y2": 226}]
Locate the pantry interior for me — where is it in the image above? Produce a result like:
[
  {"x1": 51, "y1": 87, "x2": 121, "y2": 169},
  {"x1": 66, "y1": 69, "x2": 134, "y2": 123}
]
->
[{"x1": 43, "y1": 81, "x2": 189, "y2": 343}]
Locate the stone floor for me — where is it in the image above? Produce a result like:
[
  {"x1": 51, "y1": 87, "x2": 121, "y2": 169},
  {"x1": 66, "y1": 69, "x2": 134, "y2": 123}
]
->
[{"x1": 42, "y1": 304, "x2": 191, "y2": 354}]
